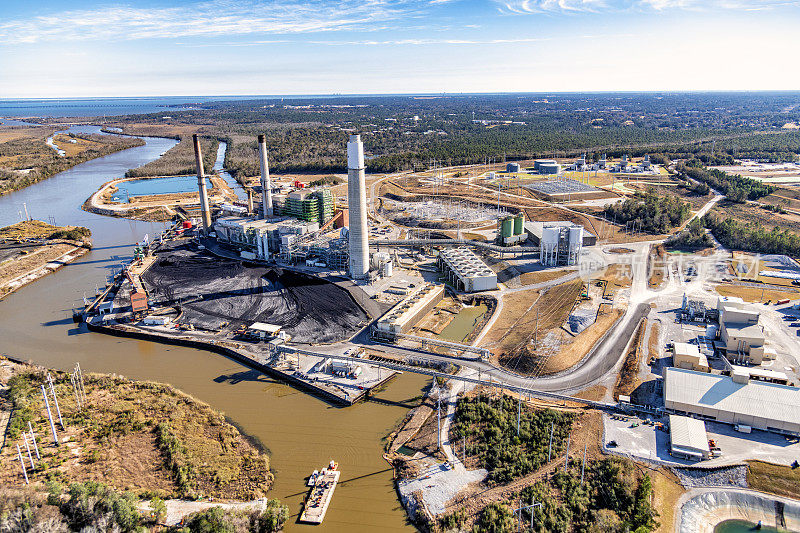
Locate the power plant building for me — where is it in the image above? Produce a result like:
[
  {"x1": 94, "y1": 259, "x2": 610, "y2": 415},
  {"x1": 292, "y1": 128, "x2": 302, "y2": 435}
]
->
[
  {"x1": 664, "y1": 367, "x2": 800, "y2": 434},
  {"x1": 437, "y1": 248, "x2": 497, "y2": 292},
  {"x1": 281, "y1": 188, "x2": 334, "y2": 225},
  {"x1": 525, "y1": 221, "x2": 594, "y2": 266},
  {"x1": 374, "y1": 283, "x2": 445, "y2": 337},
  {"x1": 347, "y1": 135, "x2": 369, "y2": 280}
]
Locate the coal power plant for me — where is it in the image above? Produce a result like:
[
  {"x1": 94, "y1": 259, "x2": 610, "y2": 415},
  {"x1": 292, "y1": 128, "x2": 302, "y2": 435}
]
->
[{"x1": 347, "y1": 134, "x2": 369, "y2": 280}]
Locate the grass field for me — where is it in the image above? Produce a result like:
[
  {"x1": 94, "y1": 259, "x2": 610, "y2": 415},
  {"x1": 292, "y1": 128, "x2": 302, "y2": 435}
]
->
[
  {"x1": 0, "y1": 361, "x2": 272, "y2": 501},
  {"x1": 747, "y1": 460, "x2": 800, "y2": 500}
]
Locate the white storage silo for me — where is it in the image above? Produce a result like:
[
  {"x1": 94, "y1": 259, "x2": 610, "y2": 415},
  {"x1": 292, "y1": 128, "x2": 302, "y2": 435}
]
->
[
  {"x1": 383, "y1": 261, "x2": 393, "y2": 277},
  {"x1": 540, "y1": 226, "x2": 560, "y2": 266},
  {"x1": 568, "y1": 226, "x2": 584, "y2": 265}
]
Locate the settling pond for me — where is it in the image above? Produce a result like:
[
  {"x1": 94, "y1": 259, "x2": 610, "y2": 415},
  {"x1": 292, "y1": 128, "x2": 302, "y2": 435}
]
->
[{"x1": 110, "y1": 175, "x2": 214, "y2": 202}]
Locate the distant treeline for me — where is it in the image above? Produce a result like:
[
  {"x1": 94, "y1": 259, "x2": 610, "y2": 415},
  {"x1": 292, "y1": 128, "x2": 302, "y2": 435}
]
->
[
  {"x1": 126, "y1": 136, "x2": 217, "y2": 178},
  {"x1": 704, "y1": 212, "x2": 800, "y2": 256},
  {"x1": 676, "y1": 162, "x2": 775, "y2": 202}
]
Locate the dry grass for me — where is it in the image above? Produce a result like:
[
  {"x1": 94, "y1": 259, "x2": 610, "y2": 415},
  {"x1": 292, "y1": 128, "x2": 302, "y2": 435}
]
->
[
  {"x1": 613, "y1": 318, "x2": 647, "y2": 399},
  {"x1": 52, "y1": 134, "x2": 103, "y2": 158},
  {"x1": 497, "y1": 279, "x2": 584, "y2": 374},
  {"x1": 651, "y1": 467, "x2": 686, "y2": 533},
  {"x1": 480, "y1": 289, "x2": 541, "y2": 354},
  {"x1": 0, "y1": 220, "x2": 62, "y2": 240},
  {"x1": 519, "y1": 269, "x2": 571, "y2": 286},
  {"x1": 571, "y1": 385, "x2": 608, "y2": 402},
  {"x1": 542, "y1": 308, "x2": 624, "y2": 375},
  {"x1": 648, "y1": 322, "x2": 661, "y2": 362},
  {"x1": 747, "y1": 460, "x2": 800, "y2": 500},
  {"x1": 0, "y1": 362, "x2": 272, "y2": 501},
  {"x1": 715, "y1": 284, "x2": 800, "y2": 303}
]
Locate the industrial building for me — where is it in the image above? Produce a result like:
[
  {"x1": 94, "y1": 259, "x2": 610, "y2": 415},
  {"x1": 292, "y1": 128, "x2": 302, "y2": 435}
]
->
[
  {"x1": 672, "y1": 342, "x2": 709, "y2": 372},
  {"x1": 506, "y1": 162, "x2": 521, "y2": 173},
  {"x1": 437, "y1": 248, "x2": 497, "y2": 292},
  {"x1": 347, "y1": 135, "x2": 369, "y2": 280},
  {"x1": 525, "y1": 221, "x2": 594, "y2": 266},
  {"x1": 664, "y1": 367, "x2": 800, "y2": 434},
  {"x1": 715, "y1": 296, "x2": 774, "y2": 364},
  {"x1": 374, "y1": 283, "x2": 445, "y2": 337},
  {"x1": 281, "y1": 188, "x2": 334, "y2": 225},
  {"x1": 496, "y1": 214, "x2": 527, "y2": 246},
  {"x1": 669, "y1": 415, "x2": 710, "y2": 461},
  {"x1": 213, "y1": 217, "x2": 318, "y2": 260}
]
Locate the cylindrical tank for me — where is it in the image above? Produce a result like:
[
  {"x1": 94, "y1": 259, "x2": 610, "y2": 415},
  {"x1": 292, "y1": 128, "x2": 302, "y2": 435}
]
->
[
  {"x1": 383, "y1": 261, "x2": 393, "y2": 277},
  {"x1": 500, "y1": 217, "x2": 513, "y2": 238},
  {"x1": 513, "y1": 214, "x2": 524, "y2": 235},
  {"x1": 372, "y1": 251, "x2": 390, "y2": 269},
  {"x1": 569, "y1": 226, "x2": 584, "y2": 247}
]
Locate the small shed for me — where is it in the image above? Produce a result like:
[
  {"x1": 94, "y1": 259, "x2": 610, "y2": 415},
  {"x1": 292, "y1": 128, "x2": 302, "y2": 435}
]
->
[
  {"x1": 247, "y1": 322, "x2": 282, "y2": 339},
  {"x1": 130, "y1": 291, "x2": 148, "y2": 313},
  {"x1": 669, "y1": 414, "x2": 710, "y2": 461}
]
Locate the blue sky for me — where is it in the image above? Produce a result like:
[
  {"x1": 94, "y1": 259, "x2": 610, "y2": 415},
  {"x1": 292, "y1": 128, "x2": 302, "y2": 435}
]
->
[{"x1": 0, "y1": 0, "x2": 798, "y2": 97}]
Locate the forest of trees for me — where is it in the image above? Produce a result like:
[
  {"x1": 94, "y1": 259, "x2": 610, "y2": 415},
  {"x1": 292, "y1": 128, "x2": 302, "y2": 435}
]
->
[
  {"x1": 703, "y1": 213, "x2": 800, "y2": 256},
  {"x1": 667, "y1": 218, "x2": 714, "y2": 249},
  {"x1": 105, "y1": 92, "x2": 800, "y2": 176},
  {"x1": 603, "y1": 190, "x2": 691, "y2": 234},
  {"x1": 676, "y1": 163, "x2": 775, "y2": 202},
  {"x1": 450, "y1": 394, "x2": 574, "y2": 484}
]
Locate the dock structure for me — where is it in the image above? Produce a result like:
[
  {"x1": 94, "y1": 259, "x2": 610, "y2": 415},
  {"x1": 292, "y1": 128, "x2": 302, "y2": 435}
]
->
[{"x1": 300, "y1": 468, "x2": 340, "y2": 524}]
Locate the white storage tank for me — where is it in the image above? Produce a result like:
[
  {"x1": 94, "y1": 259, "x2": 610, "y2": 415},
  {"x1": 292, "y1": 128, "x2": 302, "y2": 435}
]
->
[
  {"x1": 540, "y1": 227, "x2": 560, "y2": 266},
  {"x1": 383, "y1": 261, "x2": 393, "y2": 277},
  {"x1": 372, "y1": 251, "x2": 391, "y2": 269},
  {"x1": 568, "y1": 226, "x2": 584, "y2": 265}
]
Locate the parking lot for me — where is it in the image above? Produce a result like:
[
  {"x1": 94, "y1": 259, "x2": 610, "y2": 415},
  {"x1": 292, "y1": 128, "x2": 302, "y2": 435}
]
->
[{"x1": 604, "y1": 413, "x2": 800, "y2": 467}]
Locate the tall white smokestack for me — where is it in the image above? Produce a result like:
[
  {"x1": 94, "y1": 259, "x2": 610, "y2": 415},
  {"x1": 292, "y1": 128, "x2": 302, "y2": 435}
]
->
[
  {"x1": 347, "y1": 134, "x2": 369, "y2": 280},
  {"x1": 258, "y1": 134, "x2": 272, "y2": 218},
  {"x1": 192, "y1": 134, "x2": 212, "y2": 232}
]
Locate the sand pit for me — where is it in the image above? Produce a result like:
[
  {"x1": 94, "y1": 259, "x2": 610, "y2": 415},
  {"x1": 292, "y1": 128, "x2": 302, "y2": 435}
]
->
[{"x1": 142, "y1": 242, "x2": 367, "y2": 343}]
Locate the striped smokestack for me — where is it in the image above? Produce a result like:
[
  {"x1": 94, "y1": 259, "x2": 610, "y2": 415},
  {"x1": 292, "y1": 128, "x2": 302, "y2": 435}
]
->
[
  {"x1": 192, "y1": 134, "x2": 212, "y2": 232},
  {"x1": 258, "y1": 134, "x2": 272, "y2": 219}
]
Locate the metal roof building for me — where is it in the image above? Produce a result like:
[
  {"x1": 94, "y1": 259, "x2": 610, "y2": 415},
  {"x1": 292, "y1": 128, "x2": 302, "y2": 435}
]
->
[
  {"x1": 437, "y1": 247, "x2": 497, "y2": 292},
  {"x1": 664, "y1": 367, "x2": 800, "y2": 434},
  {"x1": 669, "y1": 415, "x2": 710, "y2": 460}
]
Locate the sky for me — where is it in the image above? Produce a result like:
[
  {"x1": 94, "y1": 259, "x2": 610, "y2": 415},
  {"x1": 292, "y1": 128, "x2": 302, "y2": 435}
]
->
[{"x1": 0, "y1": 0, "x2": 798, "y2": 97}]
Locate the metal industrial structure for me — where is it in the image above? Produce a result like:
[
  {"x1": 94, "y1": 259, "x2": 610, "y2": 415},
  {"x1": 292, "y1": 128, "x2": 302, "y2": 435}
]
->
[
  {"x1": 664, "y1": 367, "x2": 800, "y2": 435},
  {"x1": 347, "y1": 135, "x2": 369, "y2": 279},
  {"x1": 374, "y1": 283, "x2": 445, "y2": 337},
  {"x1": 192, "y1": 134, "x2": 212, "y2": 232},
  {"x1": 258, "y1": 134, "x2": 273, "y2": 218},
  {"x1": 529, "y1": 222, "x2": 585, "y2": 266},
  {"x1": 437, "y1": 247, "x2": 497, "y2": 292}
]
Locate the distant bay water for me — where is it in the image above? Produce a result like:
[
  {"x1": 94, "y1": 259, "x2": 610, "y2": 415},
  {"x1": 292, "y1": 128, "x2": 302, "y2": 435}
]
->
[{"x1": 0, "y1": 94, "x2": 424, "y2": 118}]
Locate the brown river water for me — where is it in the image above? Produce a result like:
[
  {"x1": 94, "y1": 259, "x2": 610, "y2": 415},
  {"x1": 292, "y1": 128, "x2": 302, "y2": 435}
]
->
[{"x1": 0, "y1": 127, "x2": 424, "y2": 531}]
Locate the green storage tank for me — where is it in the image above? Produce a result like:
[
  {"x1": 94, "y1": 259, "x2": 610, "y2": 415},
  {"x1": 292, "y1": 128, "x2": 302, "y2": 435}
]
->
[
  {"x1": 513, "y1": 214, "x2": 524, "y2": 235},
  {"x1": 500, "y1": 217, "x2": 514, "y2": 238}
]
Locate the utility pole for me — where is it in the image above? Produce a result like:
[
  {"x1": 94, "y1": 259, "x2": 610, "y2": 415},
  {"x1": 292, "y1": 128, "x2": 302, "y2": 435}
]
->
[
  {"x1": 547, "y1": 422, "x2": 554, "y2": 462},
  {"x1": 517, "y1": 395, "x2": 521, "y2": 436},
  {"x1": 28, "y1": 422, "x2": 39, "y2": 459},
  {"x1": 514, "y1": 496, "x2": 542, "y2": 533},
  {"x1": 41, "y1": 385, "x2": 58, "y2": 446},
  {"x1": 581, "y1": 443, "x2": 588, "y2": 484},
  {"x1": 23, "y1": 434, "x2": 35, "y2": 469},
  {"x1": 47, "y1": 374, "x2": 64, "y2": 429},
  {"x1": 16, "y1": 444, "x2": 29, "y2": 484}
]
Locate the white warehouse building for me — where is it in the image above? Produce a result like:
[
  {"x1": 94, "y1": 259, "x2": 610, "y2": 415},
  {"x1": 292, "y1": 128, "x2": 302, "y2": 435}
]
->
[{"x1": 437, "y1": 248, "x2": 497, "y2": 292}]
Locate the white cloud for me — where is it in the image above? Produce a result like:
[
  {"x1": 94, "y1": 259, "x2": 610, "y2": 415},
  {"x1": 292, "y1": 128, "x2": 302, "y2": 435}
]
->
[
  {"x1": 500, "y1": 0, "x2": 799, "y2": 12},
  {"x1": 0, "y1": 0, "x2": 426, "y2": 44}
]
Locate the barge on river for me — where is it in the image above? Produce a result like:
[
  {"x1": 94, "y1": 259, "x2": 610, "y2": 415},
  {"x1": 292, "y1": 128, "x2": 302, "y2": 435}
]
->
[{"x1": 300, "y1": 460, "x2": 340, "y2": 524}]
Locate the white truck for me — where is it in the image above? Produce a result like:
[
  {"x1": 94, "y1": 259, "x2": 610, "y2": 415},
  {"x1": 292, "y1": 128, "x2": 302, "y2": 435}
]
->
[{"x1": 735, "y1": 424, "x2": 752, "y2": 434}]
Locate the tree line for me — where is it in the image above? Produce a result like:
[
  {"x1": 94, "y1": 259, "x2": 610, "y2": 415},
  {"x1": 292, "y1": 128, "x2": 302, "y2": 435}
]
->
[{"x1": 604, "y1": 189, "x2": 691, "y2": 234}]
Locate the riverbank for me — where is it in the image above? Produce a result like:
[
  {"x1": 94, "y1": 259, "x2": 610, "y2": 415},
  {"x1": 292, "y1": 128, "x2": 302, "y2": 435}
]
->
[
  {"x1": 0, "y1": 220, "x2": 91, "y2": 300},
  {"x1": 0, "y1": 122, "x2": 145, "y2": 196},
  {"x1": 0, "y1": 356, "x2": 273, "y2": 501},
  {"x1": 84, "y1": 173, "x2": 238, "y2": 221}
]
